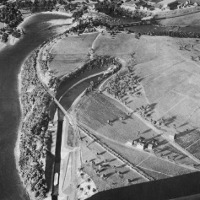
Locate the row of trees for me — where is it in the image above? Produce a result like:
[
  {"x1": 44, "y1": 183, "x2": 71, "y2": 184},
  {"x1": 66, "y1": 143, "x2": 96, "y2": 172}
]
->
[
  {"x1": 106, "y1": 67, "x2": 141, "y2": 100},
  {"x1": 0, "y1": 3, "x2": 23, "y2": 26},
  {"x1": 14, "y1": 0, "x2": 81, "y2": 13},
  {"x1": 0, "y1": 3, "x2": 23, "y2": 42},
  {"x1": 95, "y1": 0, "x2": 146, "y2": 20},
  {"x1": 0, "y1": 0, "x2": 81, "y2": 14},
  {"x1": 144, "y1": 30, "x2": 200, "y2": 38}
]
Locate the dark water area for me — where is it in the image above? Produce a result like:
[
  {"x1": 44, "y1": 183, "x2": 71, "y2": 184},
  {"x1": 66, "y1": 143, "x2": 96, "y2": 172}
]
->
[
  {"x1": 60, "y1": 74, "x2": 103, "y2": 111},
  {"x1": 0, "y1": 13, "x2": 69, "y2": 200},
  {"x1": 57, "y1": 66, "x2": 108, "y2": 99}
]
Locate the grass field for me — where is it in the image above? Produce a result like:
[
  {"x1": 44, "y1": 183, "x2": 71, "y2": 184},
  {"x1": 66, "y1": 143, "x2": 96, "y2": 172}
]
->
[
  {"x1": 79, "y1": 130, "x2": 146, "y2": 191},
  {"x1": 76, "y1": 91, "x2": 199, "y2": 169},
  {"x1": 93, "y1": 32, "x2": 141, "y2": 61},
  {"x1": 158, "y1": 11, "x2": 200, "y2": 27},
  {"x1": 77, "y1": 92, "x2": 161, "y2": 143},
  {"x1": 49, "y1": 33, "x2": 98, "y2": 77},
  {"x1": 118, "y1": 36, "x2": 200, "y2": 158},
  {"x1": 96, "y1": 135, "x2": 195, "y2": 179}
]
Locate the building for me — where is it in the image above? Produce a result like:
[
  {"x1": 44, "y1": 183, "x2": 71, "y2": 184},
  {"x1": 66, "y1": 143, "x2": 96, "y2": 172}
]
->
[
  {"x1": 136, "y1": 142, "x2": 145, "y2": 150},
  {"x1": 147, "y1": 143, "x2": 153, "y2": 151},
  {"x1": 158, "y1": 0, "x2": 179, "y2": 9}
]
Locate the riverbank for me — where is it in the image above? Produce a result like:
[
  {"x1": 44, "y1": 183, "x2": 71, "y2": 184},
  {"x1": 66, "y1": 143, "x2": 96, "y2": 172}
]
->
[
  {"x1": 43, "y1": 11, "x2": 73, "y2": 17},
  {"x1": 15, "y1": 16, "x2": 75, "y2": 198},
  {"x1": 17, "y1": 49, "x2": 53, "y2": 199},
  {"x1": 15, "y1": 58, "x2": 34, "y2": 200}
]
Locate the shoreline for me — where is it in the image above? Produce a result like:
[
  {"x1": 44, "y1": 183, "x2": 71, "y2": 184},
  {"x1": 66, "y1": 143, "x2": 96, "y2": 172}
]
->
[
  {"x1": 42, "y1": 11, "x2": 73, "y2": 17},
  {"x1": 14, "y1": 11, "x2": 75, "y2": 187},
  {"x1": 15, "y1": 57, "x2": 33, "y2": 200}
]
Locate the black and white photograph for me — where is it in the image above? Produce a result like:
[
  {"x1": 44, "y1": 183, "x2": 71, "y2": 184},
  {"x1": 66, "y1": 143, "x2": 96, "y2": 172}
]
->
[{"x1": 1, "y1": 0, "x2": 200, "y2": 199}]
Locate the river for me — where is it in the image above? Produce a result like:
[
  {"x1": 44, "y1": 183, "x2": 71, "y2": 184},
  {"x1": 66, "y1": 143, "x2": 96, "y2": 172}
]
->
[{"x1": 0, "y1": 13, "x2": 69, "y2": 200}]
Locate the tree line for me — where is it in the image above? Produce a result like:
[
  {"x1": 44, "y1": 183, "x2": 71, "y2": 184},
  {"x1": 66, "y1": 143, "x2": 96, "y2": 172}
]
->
[{"x1": 95, "y1": 0, "x2": 146, "y2": 20}]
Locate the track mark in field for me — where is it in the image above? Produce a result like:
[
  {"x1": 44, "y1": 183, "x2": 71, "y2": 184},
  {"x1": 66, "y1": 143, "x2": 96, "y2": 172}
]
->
[
  {"x1": 172, "y1": 90, "x2": 200, "y2": 104},
  {"x1": 159, "y1": 96, "x2": 187, "y2": 118},
  {"x1": 136, "y1": 155, "x2": 151, "y2": 167},
  {"x1": 142, "y1": 60, "x2": 183, "y2": 82},
  {"x1": 138, "y1": 166, "x2": 172, "y2": 177},
  {"x1": 186, "y1": 138, "x2": 200, "y2": 150},
  {"x1": 186, "y1": 106, "x2": 200, "y2": 121}
]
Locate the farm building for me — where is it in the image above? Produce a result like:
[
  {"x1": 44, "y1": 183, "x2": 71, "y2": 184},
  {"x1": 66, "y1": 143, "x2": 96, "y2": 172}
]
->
[
  {"x1": 147, "y1": 143, "x2": 153, "y2": 151},
  {"x1": 158, "y1": 0, "x2": 179, "y2": 9},
  {"x1": 136, "y1": 142, "x2": 145, "y2": 150},
  {"x1": 167, "y1": 133, "x2": 176, "y2": 141}
]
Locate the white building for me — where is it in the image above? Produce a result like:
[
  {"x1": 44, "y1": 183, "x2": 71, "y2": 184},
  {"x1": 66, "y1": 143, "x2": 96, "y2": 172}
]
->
[{"x1": 136, "y1": 142, "x2": 145, "y2": 150}]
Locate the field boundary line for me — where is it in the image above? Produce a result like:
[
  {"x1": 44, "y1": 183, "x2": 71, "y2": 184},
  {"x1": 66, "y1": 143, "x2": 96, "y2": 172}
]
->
[
  {"x1": 172, "y1": 90, "x2": 200, "y2": 105},
  {"x1": 186, "y1": 138, "x2": 200, "y2": 150},
  {"x1": 138, "y1": 166, "x2": 172, "y2": 178},
  {"x1": 136, "y1": 155, "x2": 151, "y2": 167},
  {"x1": 159, "y1": 96, "x2": 187, "y2": 118}
]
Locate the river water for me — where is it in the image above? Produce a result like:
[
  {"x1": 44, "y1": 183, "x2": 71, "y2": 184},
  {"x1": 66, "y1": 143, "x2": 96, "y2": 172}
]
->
[{"x1": 0, "y1": 13, "x2": 69, "y2": 200}]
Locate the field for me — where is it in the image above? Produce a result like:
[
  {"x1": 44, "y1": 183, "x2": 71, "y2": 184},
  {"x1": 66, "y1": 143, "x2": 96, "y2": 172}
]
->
[
  {"x1": 102, "y1": 35, "x2": 200, "y2": 160},
  {"x1": 158, "y1": 11, "x2": 200, "y2": 27},
  {"x1": 77, "y1": 92, "x2": 162, "y2": 142},
  {"x1": 76, "y1": 91, "x2": 199, "y2": 169},
  {"x1": 73, "y1": 34, "x2": 200, "y2": 175},
  {"x1": 53, "y1": 31, "x2": 200, "y2": 190},
  {"x1": 93, "y1": 32, "x2": 142, "y2": 61},
  {"x1": 79, "y1": 130, "x2": 147, "y2": 191},
  {"x1": 130, "y1": 36, "x2": 200, "y2": 160},
  {"x1": 96, "y1": 135, "x2": 195, "y2": 179},
  {"x1": 49, "y1": 33, "x2": 98, "y2": 77}
]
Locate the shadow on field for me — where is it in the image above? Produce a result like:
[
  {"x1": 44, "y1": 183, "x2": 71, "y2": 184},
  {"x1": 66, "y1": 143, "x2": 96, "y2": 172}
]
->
[
  {"x1": 176, "y1": 128, "x2": 197, "y2": 139},
  {"x1": 163, "y1": 116, "x2": 177, "y2": 126},
  {"x1": 179, "y1": 122, "x2": 189, "y2": 128},
  {"x1": 141, "y1": 129, "x2": 151, "y2": 134},
  {"x1": 88, "y1": 172, "x2": 200, "y2": 200}
]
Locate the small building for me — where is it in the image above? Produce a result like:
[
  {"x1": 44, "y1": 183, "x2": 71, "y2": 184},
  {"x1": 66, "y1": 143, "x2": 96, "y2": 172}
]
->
[
  {"x1": 136, "y1": 142, "x2": 145, "y2": 150},
  {"x1": 147, "y1": 143, "x2": 153, "y2": 151},
  {"x1": 167, "y1": 133, "x2": 176, "y2": 141},
  {"x1": 138, "y1": 137, "x2": 145, "y2": 143},
  {"x1": 132, "y1": 140, "x2": 138, "y2": 146}
]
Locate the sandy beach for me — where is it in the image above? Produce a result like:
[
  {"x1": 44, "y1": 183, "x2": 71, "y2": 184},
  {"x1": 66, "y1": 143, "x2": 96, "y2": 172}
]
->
[{"x1": 43, "y1": 10, "x2": 73, "y2": 17}]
